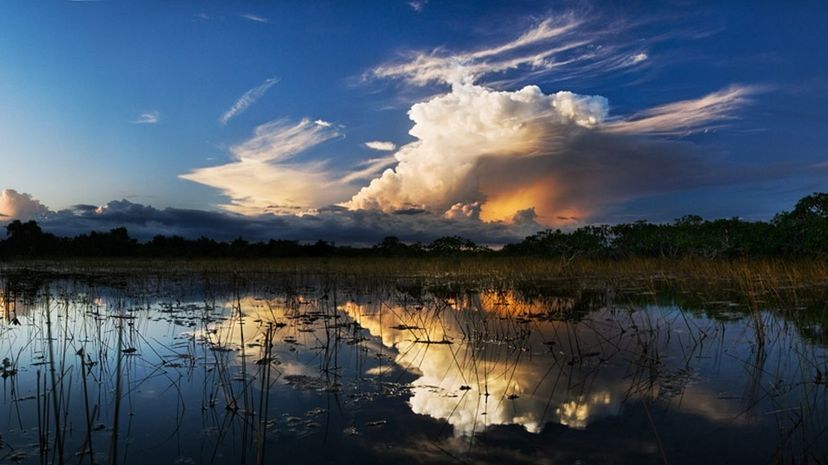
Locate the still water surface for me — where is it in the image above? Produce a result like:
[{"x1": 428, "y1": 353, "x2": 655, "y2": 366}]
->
[{"x1": 1, "y1": 270, "x2": 826, "y2": 464}]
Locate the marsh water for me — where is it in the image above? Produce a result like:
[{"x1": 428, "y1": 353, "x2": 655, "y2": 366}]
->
[{"x1": 1, "y1": 268, "x2": 826, "y2": 465}]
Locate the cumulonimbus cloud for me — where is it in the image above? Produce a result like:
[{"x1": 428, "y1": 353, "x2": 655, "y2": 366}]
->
[
  {"x1": 179, "y1": 15, "x2": 766, "y2": 227},
  {"x1": 343, "y1": 81, "x2": 758, "y2": 224},
  {"x1": 220, "y1": 77, "x2": 280, "y2": 125}
]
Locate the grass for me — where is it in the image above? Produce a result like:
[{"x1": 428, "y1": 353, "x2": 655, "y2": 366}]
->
[{"x1": 3, "y1": 256, "x2": 827, "y2": 291}]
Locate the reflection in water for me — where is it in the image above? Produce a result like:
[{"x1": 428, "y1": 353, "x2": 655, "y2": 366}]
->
[
  {"x1": 340, "y1": 293, "x2": 624, "y2": 435},
  {"x1": 0, "y1": 272, "x2": 826, "y2": 465}
]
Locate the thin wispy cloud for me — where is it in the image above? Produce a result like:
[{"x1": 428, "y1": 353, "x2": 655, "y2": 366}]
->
[
  {"x1": 341, "y1": 155, "x2": 398, "y2": 183},
  {"x1": 133, "y1": 111, "x2": 160, "y2": 124},
  {"x1": 630, "y1": 52, "x2": 648, "y2": 64},
  {"x1": 605, "y1": 85, "x2": 761, "y2": 135},
  {"x1": 181, "y1": 118, "x2": 350, "y2": 215},
  {"x1": 408, "y1": 0, "x2": 428, "y2": 12},
  {"x1": 240, "y1": 13, "x2": 269, "y2": 24},
  {"x1": 364, "y1": 141, "x2": 397, "y2": 152},
  {"x1": 369, "y1": 16, "x2": 587, "y2": 86},
  {"x1": 219, "y1": 77, "x2": 280, "y2": 125},
  {"x1": 367, "y1": 14, "x2": 665, "y2": 89}
]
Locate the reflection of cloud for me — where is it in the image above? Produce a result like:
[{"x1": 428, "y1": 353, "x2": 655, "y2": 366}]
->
[
  {"x1": 340, "y1": 293, "x2": 622, "y2": 436},
  {"x1": 0, "y1": 189, "x2": 51, "y2": 221},
  {"x1": 340, "y1": 292, "x2": 756, "y2": 436}
]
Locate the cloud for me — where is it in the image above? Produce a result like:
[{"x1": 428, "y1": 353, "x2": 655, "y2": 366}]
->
[
  {"x1": 341, "y1": 9, "x2": 772, "y2": 228},
  {"x1": 344, "y1": 83, "x2": 603, "y2": 216},
  {"x1": 629, "y1": 52, "x2": 648, "y2": 64},
  {"x1": 220, "y1": 77, "x2": 280, "y2": 125},
  {"x1": 408, "y1": 0, "x2": 427, "y2": 12},
  {"x1": 133, "y1": 111, "x2": 160, "y2": 124},
  {"x1": 181, "y1": 118, "x2": 357, "y2": 215},
  {"x1": 343, "y1": 81, "x2": 766, "y2": 225},
  {"x1": 364, "y1": 140, "x2": 397, "y2": 151},
  {"x1": 368, "y1": 15, "x2": 649, "y2": 88},
  {"x1": 240, "y1": 13, "x2": 269, "y2": 24},
  {"x1": 604, "y1": 85, "x2": 761, "y2": 135},
  {"x1": 176, "y1": 16, "x2": 777, "y2": 229},
  {"x1": 340, "y1": 156, "x2": 398, "y2": 184},
  {"x1": 0, "y1": 189, "x2": 52, "y2": 222},
  {"x1": 31, "y1": 199, "x2": 538, "y2": 245}
]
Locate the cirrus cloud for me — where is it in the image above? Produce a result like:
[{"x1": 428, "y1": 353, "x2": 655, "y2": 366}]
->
[{"x1": 220, "y1": 77, "x2": 280, "y2": 125}]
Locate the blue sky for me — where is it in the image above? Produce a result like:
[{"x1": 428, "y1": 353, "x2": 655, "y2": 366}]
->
[{"x1": 1, "y1": 1, "x2": 827, "y2": 242}]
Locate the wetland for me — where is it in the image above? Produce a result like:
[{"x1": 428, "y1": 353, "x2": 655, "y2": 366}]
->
[{"x1": 0, "y1": 259, "x2": 826, "y2": 464}]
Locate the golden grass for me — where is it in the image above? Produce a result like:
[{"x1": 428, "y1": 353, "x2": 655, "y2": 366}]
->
[{"x1": 2, "y1": 256, "x2": 827, "y2": 287}]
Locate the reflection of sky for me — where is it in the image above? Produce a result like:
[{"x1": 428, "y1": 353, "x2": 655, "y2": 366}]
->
[
  {"x1": 340, "y1": 292, "x2": 626, "y2": 435},
  {"x1": 339, "y1": 291, "x2": 779, "y2": 436},
  {"x1": 1, "y1": 279, "x2": 827, "y2": 464}
]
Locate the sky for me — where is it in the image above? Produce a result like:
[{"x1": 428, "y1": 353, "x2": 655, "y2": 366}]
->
[{"x1": 1, "y1": 0, "x2": 827, "y2": 244}]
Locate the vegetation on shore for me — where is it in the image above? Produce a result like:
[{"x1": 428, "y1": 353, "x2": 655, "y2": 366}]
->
[{"x1": 1, "y1": 193, "x2": 826, "y2": 260}]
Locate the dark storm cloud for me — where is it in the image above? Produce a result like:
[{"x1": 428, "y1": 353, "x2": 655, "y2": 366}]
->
[{"x1": 30, "y1": 199, "x2": 540, "y2": 246}]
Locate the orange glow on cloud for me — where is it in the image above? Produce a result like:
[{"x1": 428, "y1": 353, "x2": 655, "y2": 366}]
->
[{"x1": 479, "y1": 179, "x2": 586, "y2": 226}]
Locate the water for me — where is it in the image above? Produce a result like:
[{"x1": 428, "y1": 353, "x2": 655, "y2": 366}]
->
[{"x1": 1, "y1": 270, "x2": 826, "y2": 464}]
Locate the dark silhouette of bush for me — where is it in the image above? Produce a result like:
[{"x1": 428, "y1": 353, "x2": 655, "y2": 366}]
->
[{"x1": 1, "y1": 193, "x2": 826, "y2": 259}]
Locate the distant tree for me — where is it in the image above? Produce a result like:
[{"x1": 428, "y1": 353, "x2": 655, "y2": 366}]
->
[{"x1": 427, "y1": 236, "x2": 487, "y2": 255}]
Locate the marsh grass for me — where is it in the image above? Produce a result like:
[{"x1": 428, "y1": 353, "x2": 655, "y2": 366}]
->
[{"x1": 0, "y1": 258, "x2": 826, "y2": 464}]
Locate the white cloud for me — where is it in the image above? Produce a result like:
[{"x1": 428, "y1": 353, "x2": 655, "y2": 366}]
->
[
  {"x1": 629, "y1": 52, "x2": 648, "y2": 64},
  {"x1": 220, "y1": 77, "x2": 280, "y2": 125},
  {"x1": 340, "y1": 155, "x2": 397, "y2": 184},
  {"x1": 444, "y1": 202, "x2": 481, "y2": 220},
  {"x1": 408, "y1": 0, "x2": 427, "y2": 12},
  {"x1": 368, "y1": 15, "x2": 651, "y2": 88},
  {"x1": 364, "y1": 140, "x2": 397, "y2": 151},
  {"x1": 177, "y1": 16, "x2": 760, "y2": 226},
  {"x1": 0, "y1": 189, "x2": 52, "y2": 221},
  {"x1": 344, "y1": 80, "x2": 756, "y2": 225},
  {"x1": 133, "y1": 111, "x2": 160, "y2": 124},
  {"x1": 240, "y1": 13, "x2": 269, "y2": 24},
  {"x1": 180, "y1": 118, "x2": 354, "y2": 215},
  {"x1": 345, "y1": 83, "x2": 609, "y2": 216},
  {"x1": 605, "y1": 85, "x2": 759, "y2": 135}
]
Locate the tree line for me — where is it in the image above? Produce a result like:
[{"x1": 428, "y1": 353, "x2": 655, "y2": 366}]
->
[{"x1": 1, "y1": 193, "x2": 826, "y2": 259}]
